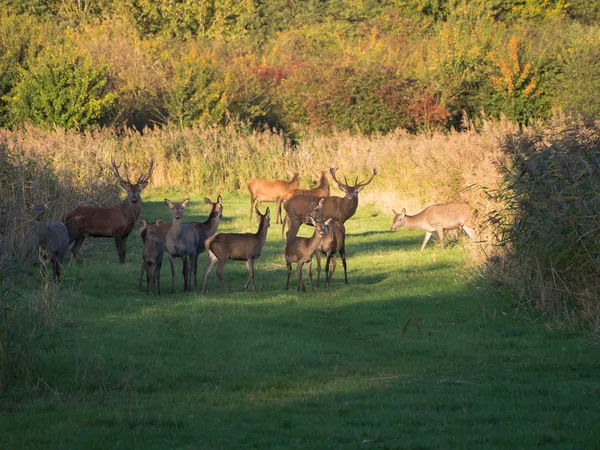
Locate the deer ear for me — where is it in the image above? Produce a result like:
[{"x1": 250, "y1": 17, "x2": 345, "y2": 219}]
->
[
  {"x1": 204, "y1": 197, "x2": 212, "y2": 205},
  {"x1": 265, "y1": 207, "x2": 270, "y2": 216},
  {"x1": 164, "y1": 199, "x2": 173, "y2": 208},
  {"x1": 318, "y1": 197, "x2": 325, "y2": 206},
  {"x1": 182, "y1": 198, "x2": 190, "y2": 208},
  {"x1": 401, "y1": 208, "x2": 406, "y2": 215},
  {"x1": 392, "y1": 209, "x2": 398, "y2": 215},
  {"x1": 156, "y1": 219, "x2": 163, "y2": 225},
  {"x1": 217, "y1": 194, "x2": 222, "y2": 205},
  {"x1": 137, "y1": 180, "x2": 148, "y2": 191},
  {"x1": 139, "y1": 219, "x2": 148, "y2": 227},
  {"x1": 119, "y1": 180, "x2": 130, "y2": 190}
]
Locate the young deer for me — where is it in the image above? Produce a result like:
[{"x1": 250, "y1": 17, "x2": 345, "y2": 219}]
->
[
  {"x1": 138, "y1": 219, "x2": 164, "y2": 295},
  {"x1": 248, "y1": 172, "x2": 301, "y2": 224},
  {"x1": 284, "y1": 213, "x2": 333, "y2": 292},
  {"x1": 202, "y1": 206, "x2": 270, "y2": 294},
  {"x1": 32, "y1": 203, "x2": 70, "y2": 281},
  {"x1": 282, "y1": 167, "x2": 376, "y2": 240},
  {"x1": 62, "y1": 158, "x2": 154, "y2": 263},
  {"x1": 390, "y1": 202, "x2": 477, "y2": 252},
  {"x1": 163, "y1": 198, "x2": 200, "y2": 293},
  {"x1": 315, "y1": 220, "x2": 348, "y2": 288}
]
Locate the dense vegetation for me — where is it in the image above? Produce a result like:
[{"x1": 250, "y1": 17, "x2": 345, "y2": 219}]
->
[{"x1": 1, "y1": 0, "x2": 600, "y2": 134}]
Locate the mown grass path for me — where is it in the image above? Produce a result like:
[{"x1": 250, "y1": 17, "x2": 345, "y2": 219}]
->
[{"x1": 3, "y1": 194, "x2": 600, "y2": 449}]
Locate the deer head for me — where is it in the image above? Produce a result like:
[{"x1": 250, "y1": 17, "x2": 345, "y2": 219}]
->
[
  {"x1": 204, "y1": 195, "x2": 224, "y2": 220},
  {"x1": 111, "y1": 158, "x2": 154, "y2": 204},
  {"x1": 256, "y1": 206, "x2": 271, "y2": 228},
  {"x1": 165, "y1": 198, "x2": 190, "y2": 220},
  {"x1": 329, "y1": 167, "x2": 377, "y2": 200},
  {"x1": 391, "y1": 208, "x2": 407, "y2": 231}
]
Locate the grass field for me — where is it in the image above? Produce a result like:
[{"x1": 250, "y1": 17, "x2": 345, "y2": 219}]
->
[{"x1": 2, "y1": 194, "x2": 600, "y2": 449}]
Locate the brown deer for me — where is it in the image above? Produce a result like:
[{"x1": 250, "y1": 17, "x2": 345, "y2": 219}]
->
[
  {"x1": 62, "y1": 158, "x2": 154, "y2": 264},
  {"x1": 32, "y1": 203, "x2": 70, "y2": 281},
  {"x1": 202, "y1": 206, "x2": 270, "y2": 294},
  {"x1": 248, "y1": 172, "x2": 301, "y2": 224},
  {"x1": 163, "y1": 198, "x2": 200, "y2": 293},
  {"x1": 281, "y1": 170, "x2": 330, "y2": 230},
  {"x1": 282, "y1": 167, "x2": 377, "y2": 240},
  {"x1": 138, "y1": 219, "x2": 164, "y2": 295},
  {"x1": 284, "y1": 211, "x2": 333, "y2": 292},
  {"x1": 315, "y1": 220, "x2": 347, "y2": 288},
  {"x1": 390, "y1": 202, "x2": 477, "y2": 252}
]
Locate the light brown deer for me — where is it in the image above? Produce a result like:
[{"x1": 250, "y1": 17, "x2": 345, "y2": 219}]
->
[
  {"x1": 282, "y1": 167, "x2": 377, "y2": 240},
  {"x1": 163, "y1": 198, "x2": 200, "y2": 293},
  {"x1": 315, "y1": 220, "x2": 347, "y2": 288},
  {"x1": 284, "y1": 212, "x2": 333, "y2": 292},
  {"x1": 138, "y1": 219, "x2": 164, "y2": 295},
  {"x1": 248, "y1": 172, "x2": 301, "y2": 224},
  {"x1": 62, "y1": 158, "x2": 154, "y2": 264},
  {"x1": 390, "y1": 202, "x2": 477, "y2": 252},
  {"x1": 32, "y1": 203, "x2": 70, "y2": 281},
  {"x1": 202, "y1": 206, "x2": 270, "y2": 294}
]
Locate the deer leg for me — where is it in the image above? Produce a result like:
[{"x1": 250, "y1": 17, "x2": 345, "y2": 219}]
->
[
  {"x1": 244, "y1": 258, "x2": 256, "y2": 292},
  {"x1": 281, "y1": 215, "x2": 287, "y2": 240},
  {"x1": 115, "y1": 236, "x2": 127, "y2": 264},
  {"x1": 182, "y1": 256, "x2": 190, "y2": 292},
  {"x1": 327, "y1": 256, "x2": 337, "y2": 288},
  {"x1": 71, "y1": 237, "x2": 85, "y2": 260},
  {"x1": 249, "y1": 196, "x2": 255, "y2": 222},
  {"x1": 437, "y1": 226, "x2": 445, "y2": 250},
  {"x1": 156, "y1": 262, "x2": 162, "y2": 295},
  {"x1": 51, "y1": 256, "x2": 61, "y2": 282},
  {"x1": 462, "y1": 225, "x2": 475, "y2": 240},
  {"x1": 275, "y1": 199, "x2": 282, "y2": 224},
  {"x1": 202, "y1": 253, "x2": 218, "y2": 295},
  {"x1": 139, "y1": 262, "x2": 145, "y2": 288},
  {"x1": 192, "y1": 252, "x2": 200, "y2": 289},
  {"x1": 340, "y1": 248, "x2": 348, "y2": 284},
  {"x1": 307, "y1": 259, "x2": 314, "y2": 292},
  {"x1": 168, "y1": 254, "x2": 176, "y2": 293},
  {"x1": 285, "y1": 260, "x2": 292, "y2": 290},
  {"x1": 146, "y1": 264, "x2": 151, "y2": 294},
  {"x1": 315, "y1": 252, "x2": 321, "y2": 288},
  {"x1": 215, "y1": 259, "x2": 230, "y2": 293},
  {"x1": 420, "y1": 231, "x2": 433, "y2": 252},
  {"x1": 297, "y1": 261, "x2": 305, "y2": 292}
]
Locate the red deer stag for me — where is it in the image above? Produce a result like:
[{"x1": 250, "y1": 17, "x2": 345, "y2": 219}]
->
[
  {"x1": 390, "y1": 202, "x2": 477, "y2": 251},
  {"x1": 248, "y1": 172, "x2": 301, "y2": 224},
  {"x1": 62, "y1": 158, "x2": 154, "y2": 264},
  {"x1": 315, "y1": 220, "x2": 347, "y2": 288},
  {"x1": 33, "y1": 203, "x2": 70, "y2": 281},
  {"x1": 163, "y1": 198, "x2": 200, "y2": 293},
  {"x1": 282, "y1": 167, "x2": 377, "y2": 240},
  {"x1": 202, "y1": 206, "x2": 270, "y2": 294},
  {"x1": 138, "y1": 219, "x2": 164, "y2": 295}
]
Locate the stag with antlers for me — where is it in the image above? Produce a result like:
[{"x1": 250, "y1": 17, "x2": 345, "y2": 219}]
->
[
  {"x1": 282, "y1": 167, "x2": 377, "y2": 241},
  {"x1": 62, "y1": 158, "x2": 154, "y2": 264}
]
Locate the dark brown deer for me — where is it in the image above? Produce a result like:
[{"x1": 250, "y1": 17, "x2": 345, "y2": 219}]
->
[
  {"x1": 282, "y1": 167, "x2": 377, "y2": 240},
  {"x1": 138, "y1": 219, "x2": 164, "y2": 295},
  {"x1": 202, "y1": 206, "x2": 270, "y2": 294},
  {"x1": 315, "y1": 220, "x2": 347, "y2": 288},
  {"x1": 163, "y1": 198, "x2": 200, "y2": 293},
  {"x1": 32, "y1": 203, "x2": 70, "y2": 281},
  {"x1": 390, "y1": 203, "x2": 477, "y2": 251},
  {"x1": 62, "y1": 158, "x2": 154, "y2": 264},
  {"x1": 284, "y1": 212, "x2": 333, "y2": 292},
  {"x1": 248, "y1": 172, "x2": 301, "y2": 224}
]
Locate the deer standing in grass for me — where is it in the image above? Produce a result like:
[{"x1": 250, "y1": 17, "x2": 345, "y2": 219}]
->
[
  {"x1": 282, "y1": 167, "x2": 377, "y2": 240},
  {"x1": 284, "y1": 201, "x2": 333, "y2": 291},
  {"x1": 390, "y1": 202, "x2": 477, "y2": 252},
  {"x1": 202, "y1": 206, "x2": 270, "y2": 294},
  {"x1": 33, "y1": 203, "x2": 70, "y2": 281},
  {"x1": 62, "y1": 158, "x2": 154, "y2": 264},
  {"x1": 281, "y1": 170, "x2": 330, "y2": 232},
  {"x1": 248, "y1": 172, "x2": 301, "y2": 224},
  {"x1": 151, "y1": 196, "x2": 224, "y2": 289},
  {"x1": 163, "y1": 198, "x2": 200, "y2": 293},
  {"x1": 138, "y1": 219, "x2": 164, "y2": 295},
  {"x1": 315, "y1": 220, "x2": 347, "y2": 288}
]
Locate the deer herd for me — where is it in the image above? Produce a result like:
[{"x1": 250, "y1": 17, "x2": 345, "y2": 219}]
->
[{"x1": 32, "y1": 158, "x2": 478, "y2": 294}]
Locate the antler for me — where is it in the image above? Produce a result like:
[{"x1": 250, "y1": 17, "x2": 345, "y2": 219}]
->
[
  {"x1": 137, "y1": 158, "x2": 155, "y2": 184},
  {"x1": 357, "y1": 168, "x2": 377, "y2": 187},
  {"x1": 111, "y1": 157, "x2": 130, "y2": 184},
  {"x1": 329, "y1": 167, "x2": 348, "y2": 189}
]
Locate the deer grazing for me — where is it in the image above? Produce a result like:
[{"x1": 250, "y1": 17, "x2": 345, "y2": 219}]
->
[
  {"x1": 248, "y1": 172, "x2": 301, "y2": 224},
  {"x1": 62, "y1": 158, "x2": 154, "y2": 264},
  {"x1": 138, "y1": 219, "x2": 164, "y2": 295},
  {"x1": 32, "y1": 203, "x2": 70, "y2": 281},
  {"x1": 163, "y1": 198, "x2": 200, "y2": 293},
  {"x1": 202, "y1": 206, "x2": 270, "y2": 294},
  {"x1": 390, "y1": 202, "x2": 477, "y2": 252},
  {"x1": 284, "y1": 204, "x2": 333, "y2": 291},
  {"x1": 282, "y1": 167, "x2": 377, "y2": 240},
  {"x1": 315, "y1": 220, "x2": 347, "y2": 288}
]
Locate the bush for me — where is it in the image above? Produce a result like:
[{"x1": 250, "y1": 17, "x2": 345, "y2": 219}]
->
[
  {"x1": 489, "y1": 119, "x2": 600, "y2": 328},
  {"x1": 8, "y1": 45, "x2": 117, "y2": 130}
]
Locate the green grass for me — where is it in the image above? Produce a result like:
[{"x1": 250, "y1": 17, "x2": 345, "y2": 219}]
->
[{"x1": 2, "y1": 194, "x2": 600, "y2": 449}]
